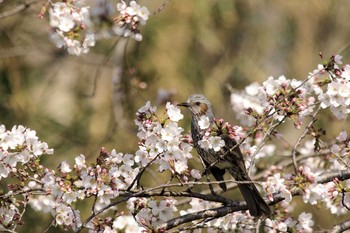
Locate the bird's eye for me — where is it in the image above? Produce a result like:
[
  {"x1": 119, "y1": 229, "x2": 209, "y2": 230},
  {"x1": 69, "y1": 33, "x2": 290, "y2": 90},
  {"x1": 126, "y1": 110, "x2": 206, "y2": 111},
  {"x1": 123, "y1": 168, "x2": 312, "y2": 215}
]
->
[{"x1": 195, "y1": 102, "x2": 200, "y2": 106}]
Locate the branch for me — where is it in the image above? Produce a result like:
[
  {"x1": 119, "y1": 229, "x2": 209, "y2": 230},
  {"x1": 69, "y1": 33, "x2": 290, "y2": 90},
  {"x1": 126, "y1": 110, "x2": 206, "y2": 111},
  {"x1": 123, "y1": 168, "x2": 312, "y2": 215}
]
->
[
  {"x1": 0, "y1": 188, "x2": 45, "y2": 199},
  {"x1": 341, "y1": 190, "x2": 350, "y2": 211},
  {"x1": 158, "y1": 190, "x2": 303, "y2": 231},
  {"x1": 331, "y1": 219, "x2": 350, "y2": 233},
  {"x1": 126, "y1": 152, "x2": 161, "y2": 191},
  {"x1": 291, "y1": 106, "x2": 320, "y2": 174},
  {"x1": 0, "y1": 0, "x2": 41, "y2": 20},
  {"x1": 153, "y1": 0, "x2": 172, "y2": 15},
  {"x1": 320, "y1": 139, "x2": 350, "y2": 169},
  {"x1": 249, "y1": 115, "x2": 287, "y2": 175},
  {"x1": 158, "y1": 205, "x2": 246, "y2": 230},
  {"x1": 316, "y1": 170, "x2": 350, "y2": 183},
  {"x1": 123, "y1": 189, "x2": 237, "y2": 205}
]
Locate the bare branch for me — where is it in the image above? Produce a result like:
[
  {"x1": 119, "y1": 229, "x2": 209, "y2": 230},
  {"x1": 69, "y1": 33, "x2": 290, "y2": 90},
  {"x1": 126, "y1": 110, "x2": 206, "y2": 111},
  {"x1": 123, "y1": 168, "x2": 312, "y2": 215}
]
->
[
  {"x1": 153, "y1": 0, "x2": 172, "y2": 15},
  {"x1": 249, "y1": 115, "x2": 287, "y2": 175},
  {"x1": 291, "y1": 106, "x2": 320, "y2": 174},
  {"x1": 158, "y1": 205, "x2": 247, "y2": 230},
  {"x1": 316, "y1": 170, "x2": 350, "y2": 183},
  {"x1": 126, "y1": 152, "x2": 162, "y2": 191},
  {"x1": 341, "y1": 190, "x2": 350, "y2": 211},
  {"x1": 0, "y1": 188, "x2": 45, "y2": 199},
  {"x1": 331, "y1": 219, "x2": 350, "y2": 233},
  {"x1": 0, "y1": 0, "x2": 41, "y2": 20}
]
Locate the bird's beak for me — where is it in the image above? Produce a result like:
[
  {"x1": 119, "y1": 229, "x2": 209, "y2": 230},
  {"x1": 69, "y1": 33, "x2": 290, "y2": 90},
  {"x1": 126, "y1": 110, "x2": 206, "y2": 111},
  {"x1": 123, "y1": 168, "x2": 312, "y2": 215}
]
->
[{"x1": 177, "y1": 102, "x2": 190, "y2": 108}]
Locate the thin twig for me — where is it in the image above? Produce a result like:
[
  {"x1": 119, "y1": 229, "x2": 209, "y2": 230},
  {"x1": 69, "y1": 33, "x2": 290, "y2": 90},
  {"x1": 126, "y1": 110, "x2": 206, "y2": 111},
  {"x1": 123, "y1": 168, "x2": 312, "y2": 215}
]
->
[
  {"x1": 249, "y1": 116, "x2": 287, "y2": 175},
  {"x1": 291, "y1": 106, "x2": 320, "y2": 174},
  {"x1": 83, "y1": 38, "x2": 120, "y2": 98},
  {"x1": 43, "y1": 220, "x2": 56, "y2": 233},
  {"x1": 126, "y1": 153, "x2": 162, "y2": 191},
  {"x1": 153, "y1": 0, "x2": 172, "y2": 15},
  {"x1": 319, "y1": 139, "x2": 350, "y2": 169},
  {"x1": 341, "y1": 190, "x2": 350, "y2": 211},
  {"x1": 125, "y1": 179, "x2": 265, "y2": 195},
  {"x1": 158, "y1": 205, "x2": 247, "y2": 230},
  {"x1": 0, "y1": 188, "x2": 45, "y2": 199}
]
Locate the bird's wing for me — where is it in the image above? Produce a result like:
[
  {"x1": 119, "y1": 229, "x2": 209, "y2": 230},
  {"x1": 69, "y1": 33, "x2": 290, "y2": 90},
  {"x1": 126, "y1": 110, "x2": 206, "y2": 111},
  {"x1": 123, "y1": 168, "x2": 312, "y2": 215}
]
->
[
  {"x1": 203, "y1": 160, "x2": 227, "y2": 191},
  {"x1": 220, "y1": 134, "x2": 249, "y2": 177}
]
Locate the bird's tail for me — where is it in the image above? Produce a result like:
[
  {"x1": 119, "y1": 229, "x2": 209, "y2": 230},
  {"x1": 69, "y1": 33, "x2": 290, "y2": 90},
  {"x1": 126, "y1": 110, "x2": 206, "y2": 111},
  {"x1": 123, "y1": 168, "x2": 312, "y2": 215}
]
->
[
  {"x1": 237, "y1": 182, "x2": 271, "y2": 217},
  {"x1": 229, "y1": 170, "x2": 271, "y2": 217}
]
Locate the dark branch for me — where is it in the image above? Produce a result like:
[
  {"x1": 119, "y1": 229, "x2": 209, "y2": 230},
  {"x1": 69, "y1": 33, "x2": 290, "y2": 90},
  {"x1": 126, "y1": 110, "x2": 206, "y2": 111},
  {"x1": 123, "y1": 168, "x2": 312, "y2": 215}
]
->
[
  {"x1": 158, "y1": 205, "x2": 247, "y2": 230},
  {"x1": 122, "y1": 190, "x2": 237, "y2": 205},
  {"x1": 316, "y1": 170, "x2": 350, "y2": 183}
]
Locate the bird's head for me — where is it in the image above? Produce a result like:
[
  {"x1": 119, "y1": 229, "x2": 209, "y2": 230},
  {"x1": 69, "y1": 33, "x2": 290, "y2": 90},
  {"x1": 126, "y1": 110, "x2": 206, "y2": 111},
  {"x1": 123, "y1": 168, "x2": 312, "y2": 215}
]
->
[{"x1": 177, "y1": 94, "x2": 214, "y2": 117}]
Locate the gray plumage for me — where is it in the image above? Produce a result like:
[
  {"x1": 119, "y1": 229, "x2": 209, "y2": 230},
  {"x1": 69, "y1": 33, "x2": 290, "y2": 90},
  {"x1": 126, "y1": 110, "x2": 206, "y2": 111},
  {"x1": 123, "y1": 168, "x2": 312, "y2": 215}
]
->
[{"x1": 178, "y1": 94, "x2": 271, "y2": 217}]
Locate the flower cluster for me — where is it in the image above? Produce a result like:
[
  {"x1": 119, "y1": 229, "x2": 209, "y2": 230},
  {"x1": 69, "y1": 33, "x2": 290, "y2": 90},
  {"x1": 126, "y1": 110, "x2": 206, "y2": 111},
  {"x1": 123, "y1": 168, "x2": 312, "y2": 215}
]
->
[
  {"x1": 330, "y1": 131, "x2": 350, "y2": 171},
  {"x1": 28, "y1": 145, "x2": 149, "y2": 231},
  {"x1": 265, "y1": 212, "x2": 314, "y2": 233},
  {"x1": 296, "y1": 212, "x2": 315, "y2": 232},
  {"x1": 0, "y1": 125, "x2": 53, "y2": 179},
  {"x1": 49, "y1": 1, "x2": 95, "y2": 55},
  {"x1": 197, "y1": 116, "x2": 246, "y2": 152},
  {"x1": 232, "y1": 75, "x2": 315, "y2": 129},
  {"x1": 294, "y1": 166, "x2": 327, "y2": 204},
  {"x1": 263, "y1": 173, "x2": 292, "y2": 203},
  {"x1": 232, "y1": 55, "x2": 350, "y2": 128},
  {"x1": 134, "y1": 102, "x2": 200, "y2": 181},
  {"x1": 290, "y1": 158, "x2": 350, "y2": 216},
  {"x1": 111, "y1": 215, "x2": 142, "y2": 232},
  {"x1": 114, "y1": 1, "x2": 150, "y2": 41},
  {"x1": 230, "y1": 82, "x2": 265, "y2": 127},
  {"x1": 127, "y1": 197, "x2": 177, "y2": 230},
  {"x1": 309, "y1": 55, "x2": 350, "y2": 119},
  {"x1": 0, "y1": 205, "x2": 20, "y2": 231},
  {"x1": 180, "y1": 198, "x2": 259, "y2": 232},
  {"x1": 0, "y1": 125, "x2": 53, "y2": 230}
]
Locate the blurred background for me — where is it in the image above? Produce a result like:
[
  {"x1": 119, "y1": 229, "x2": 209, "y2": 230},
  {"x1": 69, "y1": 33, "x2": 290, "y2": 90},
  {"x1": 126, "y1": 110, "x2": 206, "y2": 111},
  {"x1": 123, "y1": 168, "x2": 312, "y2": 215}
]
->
[{"x1": 1, "y1": 0, "x2": 350, "y2": 232}]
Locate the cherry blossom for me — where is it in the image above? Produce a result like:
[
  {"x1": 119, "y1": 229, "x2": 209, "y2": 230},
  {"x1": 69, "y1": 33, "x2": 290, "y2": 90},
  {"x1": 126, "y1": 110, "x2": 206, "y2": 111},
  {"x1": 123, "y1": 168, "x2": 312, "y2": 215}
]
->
[
  {"x1": 114, "y1": 0, "x2": 150, "y2": 41},
  {"x1": 48, "y1": 1, "x2": 95, "y2": 56},
  {"x1": 296, "y1": 212, "x2": 314, "y2": 232},
  {"x1": 263, "y1": 173, "x2": 292, "y2": 203},
  {"x1": 166, "y1": 102, "x2": 184, "y2": 122},
  {"x1": 198, "y1": 115, "x2": 211, "y2": 129}
]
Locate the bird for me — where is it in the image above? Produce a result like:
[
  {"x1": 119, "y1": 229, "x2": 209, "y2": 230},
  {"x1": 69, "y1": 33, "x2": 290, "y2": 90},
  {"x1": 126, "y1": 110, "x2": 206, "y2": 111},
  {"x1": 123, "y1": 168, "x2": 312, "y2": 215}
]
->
[{"x1": 178, "y1": 94, "x2": 271, "y2": 217}]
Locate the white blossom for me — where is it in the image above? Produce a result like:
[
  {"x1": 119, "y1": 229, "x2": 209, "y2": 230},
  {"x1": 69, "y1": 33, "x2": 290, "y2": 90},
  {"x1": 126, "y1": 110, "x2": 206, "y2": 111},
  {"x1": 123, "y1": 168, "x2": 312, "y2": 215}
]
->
[
  {"x1": 49, "y1": 1, "x2": 95, "y2": 55},
  {"x1": 60, "y1": 161, "x2": 72, "y2": 173},
  {"x1": 296, "y1": 212, "x2": 314, "y2": 232},
  {"x1": 208, "y1": 136, "x2": 225, "y2": 152},
  {"x1": 198, "y1": 115, "x2": 210, "y2": 129},
  {"x1": 166, "y1": 103, "x2": 184, "y2": 122}
]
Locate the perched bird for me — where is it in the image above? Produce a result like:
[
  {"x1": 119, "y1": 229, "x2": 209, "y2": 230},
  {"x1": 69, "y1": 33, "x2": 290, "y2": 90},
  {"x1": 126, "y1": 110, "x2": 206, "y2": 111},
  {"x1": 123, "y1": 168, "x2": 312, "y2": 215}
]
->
[{"x1": 178, "y1": 94, "x2": 271, "y2": 217}]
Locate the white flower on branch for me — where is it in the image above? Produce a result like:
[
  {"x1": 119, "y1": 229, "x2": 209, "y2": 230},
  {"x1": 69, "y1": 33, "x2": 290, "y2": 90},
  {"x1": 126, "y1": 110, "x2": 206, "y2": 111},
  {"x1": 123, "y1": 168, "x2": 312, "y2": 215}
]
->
[
  {"x1": 114, "y1": 1, "x2": 150, "y2": 41},
  {"x1": 48, "y1": 1, "x2": 95, "y2": 56},
  {"x1": 166, "y1": 102, "x2": 184, "y2": 122}
]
